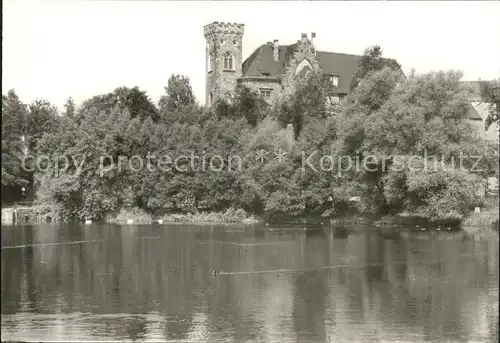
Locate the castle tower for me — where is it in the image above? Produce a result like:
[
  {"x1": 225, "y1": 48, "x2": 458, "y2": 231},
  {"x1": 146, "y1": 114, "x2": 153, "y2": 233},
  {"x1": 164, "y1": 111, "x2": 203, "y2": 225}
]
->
[{"x1": 204, "y1": 22, "x2": 244, "y2": 106}]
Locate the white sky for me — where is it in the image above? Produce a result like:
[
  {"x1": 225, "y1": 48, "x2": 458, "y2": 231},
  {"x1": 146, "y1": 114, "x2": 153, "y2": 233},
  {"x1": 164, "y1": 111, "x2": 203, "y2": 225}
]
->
[{"x1": 3, "y1": 0, "x2": 500, "y2": 109}]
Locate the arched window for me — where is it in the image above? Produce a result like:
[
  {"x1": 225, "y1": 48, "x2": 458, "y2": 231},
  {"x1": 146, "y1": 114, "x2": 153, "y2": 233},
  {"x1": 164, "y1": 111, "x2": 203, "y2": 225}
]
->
[
  {"x1": 208, "y1": 53, "x2": 214, "y2": 72},
  {"x1": 224, "y1": 52, "x2": 234, "y2": 70},
  {"x1": 294, "y1": 58, "x2": 313, "y2": 76}
]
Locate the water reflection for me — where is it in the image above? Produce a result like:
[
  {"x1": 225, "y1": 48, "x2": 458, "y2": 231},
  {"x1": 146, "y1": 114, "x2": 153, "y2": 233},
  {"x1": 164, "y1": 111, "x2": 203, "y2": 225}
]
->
[{"x1": 1, "y1": 224, "x2": 498, "y2": 342}]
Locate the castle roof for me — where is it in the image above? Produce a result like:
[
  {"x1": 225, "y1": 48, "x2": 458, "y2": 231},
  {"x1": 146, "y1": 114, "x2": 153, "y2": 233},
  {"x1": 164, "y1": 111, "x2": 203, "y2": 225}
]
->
[{"x1": 241, "y1": 43, "x2": 368, "y2": 94}]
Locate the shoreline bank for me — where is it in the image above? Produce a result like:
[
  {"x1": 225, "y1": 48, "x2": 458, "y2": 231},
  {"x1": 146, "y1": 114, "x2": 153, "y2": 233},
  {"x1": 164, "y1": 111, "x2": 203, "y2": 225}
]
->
[
  {"x1": 3, "y1": 204, "x2": 499, "y2": 236},
  {"x1": 461, "y1": 206, "x2": 499, "y2": 239}
]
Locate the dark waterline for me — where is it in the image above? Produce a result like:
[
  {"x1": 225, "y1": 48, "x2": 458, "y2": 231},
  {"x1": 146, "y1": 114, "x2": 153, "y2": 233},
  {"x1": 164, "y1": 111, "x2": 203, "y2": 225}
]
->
[{"x1": 1, "y1": 224, "x2": 498, "y2": 342}]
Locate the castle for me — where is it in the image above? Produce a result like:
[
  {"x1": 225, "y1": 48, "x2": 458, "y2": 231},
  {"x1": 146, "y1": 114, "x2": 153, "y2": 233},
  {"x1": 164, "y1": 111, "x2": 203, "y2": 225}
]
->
[{"x1": 204, "y1": 21, "x2": 381, "y2": 107}]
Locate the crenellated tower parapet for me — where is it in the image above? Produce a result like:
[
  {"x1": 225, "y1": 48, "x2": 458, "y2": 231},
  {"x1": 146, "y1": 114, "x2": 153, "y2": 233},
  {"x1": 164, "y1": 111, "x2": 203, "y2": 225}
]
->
[{"x1": 203, "y1": 22, "x2": 245, "y2": 40}]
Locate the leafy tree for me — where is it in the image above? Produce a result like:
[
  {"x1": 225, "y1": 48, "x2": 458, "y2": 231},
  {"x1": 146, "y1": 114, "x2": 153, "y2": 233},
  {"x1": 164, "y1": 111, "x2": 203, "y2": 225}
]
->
[
  {"x1": 233, "y1": 85, "x2": 267, "y2": 127},
  {"x1": 363, "y1": 70, "x2": 476, "y2": 157},
  {"x1": 0, "y1": 91, "x2": 56, "y2": 202},
  {"x1": 1, "y1": 90, "x2": 28, "y2": 191},
  {"x1": 213, "y1": 99, "x2": 233, "y2": 120},
  {"x1": 158, "y1": 75, "x2": 202, "y2": 126},
  {"x1": 78, "y1": 86, "x2": 159, "y2": 123},
  {"x1": 24, "y1": 63, "x2": 495, "y2": 225},
  {"x1": 25, "y1": 99, "x2": 60, "y2": 152},
  {"x1": 237, "y1": 118, "x2": 302, "y2": 216},
  {"x1": 336, "y1": 69, "x2": 492, "y2": 216},
  {"x1": 336, "y1": 67, "x2": 401, "y2": 160},
  {"x1": 350, "y1": 45, "x2": 402, "y2": 91},
  {"x1": 351, "y1": 66, "x2": 402, "y2": 113},
  {"x1": 2, "y1": 90, "x2": 27, "y2": 142},
  {"x1": 278, "y1": 69, "x2": 336, "y2": 139},
  {"x1": 384, "y1": 156, "x2": 483, "y2": 222},
  {"x1": 2, "y1": 140, "x2": 28, "y2": 187},
  {"x1": 210, "y1": 86, "x2": 267, "y2": 126},
  {"x1": 36, "y1": 108, "x2": 140, "y2": 221},
  {"x1": 114, "y1": 86, "x2": 159, "y2": 122},
  {"x1": 159, "y1": 74, "x2": 196, "y2": 114},
  {"x1": 293, "y1": 116, "x2": 341, "y2": 215}
]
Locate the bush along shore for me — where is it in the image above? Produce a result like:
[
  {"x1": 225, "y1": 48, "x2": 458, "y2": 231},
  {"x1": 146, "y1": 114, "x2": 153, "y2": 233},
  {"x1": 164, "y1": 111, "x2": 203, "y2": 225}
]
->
[
  {"x1": 25, "y1": 201, "x2": 498, "y2": 232},
  {"x1": 106, "y1": 207, "x2": 261, "y2": 225}
]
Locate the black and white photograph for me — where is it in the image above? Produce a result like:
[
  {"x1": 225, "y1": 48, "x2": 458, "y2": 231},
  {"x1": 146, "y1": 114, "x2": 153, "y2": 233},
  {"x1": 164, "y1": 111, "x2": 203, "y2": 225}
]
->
[{"x1": 2, "y1": 0, "x2": 499, "y2": 342}]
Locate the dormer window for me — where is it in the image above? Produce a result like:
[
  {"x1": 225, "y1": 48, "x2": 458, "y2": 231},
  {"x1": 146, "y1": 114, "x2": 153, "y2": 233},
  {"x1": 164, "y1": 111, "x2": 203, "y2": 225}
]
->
[{"x1": 223, "y1": 52, "x2": 234, "y2": 70}]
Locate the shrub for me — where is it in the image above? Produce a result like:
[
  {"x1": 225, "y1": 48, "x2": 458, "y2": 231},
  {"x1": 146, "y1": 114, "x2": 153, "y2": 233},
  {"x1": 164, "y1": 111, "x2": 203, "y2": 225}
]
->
[
  {"x1": 384, "y1": 156, "x2": 484, "y2": 222},
  {"x1": 161, "y1": 207, "x2": 258, "y2": 223},
  {"x1": 107, "y1": 206, "x2": 152, "y2": 224}
]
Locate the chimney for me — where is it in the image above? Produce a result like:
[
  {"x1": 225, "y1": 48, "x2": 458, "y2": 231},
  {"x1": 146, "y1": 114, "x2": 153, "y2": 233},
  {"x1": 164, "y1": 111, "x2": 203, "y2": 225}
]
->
[
  {"x1": 273, "y1": 39, "x2": 279, "y2": 61},
  {"x1": 301, "y1": 33, "x2": 307, "y2": 41}
]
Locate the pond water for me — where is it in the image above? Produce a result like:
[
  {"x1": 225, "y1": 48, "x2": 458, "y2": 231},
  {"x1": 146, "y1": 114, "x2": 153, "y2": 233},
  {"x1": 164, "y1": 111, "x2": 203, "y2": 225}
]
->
[{"x1": 1, "y1": 224, "x2": 498, "y2": 342}]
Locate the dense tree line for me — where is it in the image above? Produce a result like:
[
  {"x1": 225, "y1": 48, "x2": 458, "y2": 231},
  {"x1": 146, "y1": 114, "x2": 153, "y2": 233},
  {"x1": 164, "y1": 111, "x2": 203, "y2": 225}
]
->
[{"x1": 2, "y1": 48, "x2": 498, "y2": 223}]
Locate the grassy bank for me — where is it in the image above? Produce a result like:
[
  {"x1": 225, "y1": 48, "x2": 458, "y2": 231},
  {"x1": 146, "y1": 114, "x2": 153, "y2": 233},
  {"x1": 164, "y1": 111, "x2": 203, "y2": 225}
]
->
[
  {"x1": 461, "y1": 199, "x2": 499, "y2": 239},
  {"x1": 107, "y1": 207, "x2": 261, "y2": 225}
]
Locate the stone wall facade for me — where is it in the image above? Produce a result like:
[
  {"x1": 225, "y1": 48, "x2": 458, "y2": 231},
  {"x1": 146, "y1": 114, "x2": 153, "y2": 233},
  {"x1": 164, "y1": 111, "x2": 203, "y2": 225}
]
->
[
  {"x1": 281, "y1": 33, "x2": 322, "y2": 96},
  {"x1": 238, "y1": 78, "x2": 282, "y2": 105}
]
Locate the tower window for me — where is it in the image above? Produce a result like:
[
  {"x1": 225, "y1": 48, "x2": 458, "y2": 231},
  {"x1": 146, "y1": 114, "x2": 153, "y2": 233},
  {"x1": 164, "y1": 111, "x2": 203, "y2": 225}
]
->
[
  {"x1": 208, "y1": 93, "x2": 213, "y2": 106},
  {"x1": 223, "y1": 52, "x2": 234, "y2": 70},
  {"x1": 208, "y1": 53, "x2": 214, "y2": 72}
]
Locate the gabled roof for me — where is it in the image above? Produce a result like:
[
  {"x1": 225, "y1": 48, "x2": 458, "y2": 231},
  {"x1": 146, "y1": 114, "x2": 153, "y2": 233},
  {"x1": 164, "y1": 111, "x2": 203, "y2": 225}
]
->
[
  {"x1": 241, "y1": 44, "x2": 296, "y2": 79},
  {"x1": 316, "y1": 51, "x2": 361, "y2": 94},
  {"x1": 241, "y1": 43, "x2": 400, "y2": 94}
]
